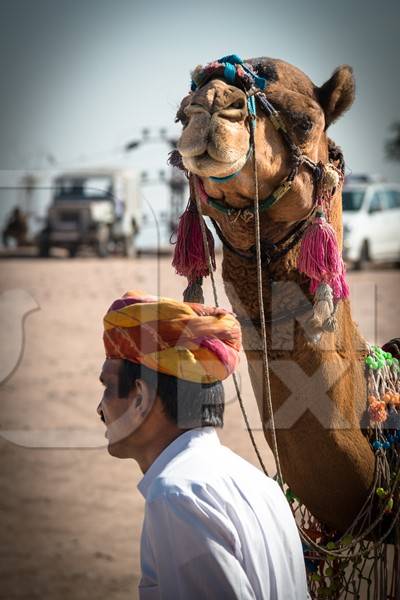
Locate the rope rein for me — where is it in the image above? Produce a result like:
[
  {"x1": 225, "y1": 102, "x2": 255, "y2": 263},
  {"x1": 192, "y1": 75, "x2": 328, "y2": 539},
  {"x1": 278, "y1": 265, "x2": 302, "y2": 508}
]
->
[
  {"x1": 182, "y1": 54, "x2": 400, "y2": 597},
  {"x1": 192, "y1": 100, "x2": 396, "y2": 552},
  {"x1": 195, "y1": 155, "x2": 400, "y2": 593},
  {"x1": 194, "y1": 185, "x2": 270, "y2": 476},
  {"x1": 248, "y1": 109, "x2": 284, "y2": 486}
]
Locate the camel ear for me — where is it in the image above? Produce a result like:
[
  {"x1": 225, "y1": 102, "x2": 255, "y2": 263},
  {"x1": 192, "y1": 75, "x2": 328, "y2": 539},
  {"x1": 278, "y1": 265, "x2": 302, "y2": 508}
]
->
[{"x1": 318, "y1": 65, "x2": 355, "y2": 129}]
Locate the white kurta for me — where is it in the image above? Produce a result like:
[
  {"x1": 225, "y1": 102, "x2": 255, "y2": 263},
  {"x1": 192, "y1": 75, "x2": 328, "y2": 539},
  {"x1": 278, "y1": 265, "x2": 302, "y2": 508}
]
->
[{"x1": 138, "y1": 427, "x2": 309, "y2": 599}]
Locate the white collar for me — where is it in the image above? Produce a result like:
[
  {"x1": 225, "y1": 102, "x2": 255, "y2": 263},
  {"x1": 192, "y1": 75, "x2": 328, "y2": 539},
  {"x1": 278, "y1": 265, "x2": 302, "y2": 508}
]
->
[{"x1": 137, "y1": 427, "x2": 220, "y2": 499}]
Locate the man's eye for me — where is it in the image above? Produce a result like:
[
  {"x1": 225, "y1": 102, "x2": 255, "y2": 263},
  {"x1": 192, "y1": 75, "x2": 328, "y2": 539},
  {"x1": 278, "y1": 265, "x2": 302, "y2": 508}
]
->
[{"x1": 104, "y1": 386, "x2": 117, "y2": 397}]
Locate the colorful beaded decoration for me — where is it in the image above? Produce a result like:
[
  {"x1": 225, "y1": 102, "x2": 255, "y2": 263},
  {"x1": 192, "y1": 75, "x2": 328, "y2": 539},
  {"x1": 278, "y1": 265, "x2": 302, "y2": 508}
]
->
[
  {"x1": 366, "y1": 345, "x2": 400, "y2": 435},
  {"x1": 281, "y1": 344, "x2": 400, "y2": 598}
]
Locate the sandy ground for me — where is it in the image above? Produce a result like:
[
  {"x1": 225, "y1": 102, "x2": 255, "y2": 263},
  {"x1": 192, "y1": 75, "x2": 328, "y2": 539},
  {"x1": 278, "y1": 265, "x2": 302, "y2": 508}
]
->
[{"x1": 0, "y1": 255, "x2": 399, "y2": 600}]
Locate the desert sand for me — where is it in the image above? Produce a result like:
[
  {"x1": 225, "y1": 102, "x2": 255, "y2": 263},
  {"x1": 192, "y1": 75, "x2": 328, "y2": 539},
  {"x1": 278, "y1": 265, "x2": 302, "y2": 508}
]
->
[{"x1": 0, "y1": 256, "x2": 399, "y2": 599}]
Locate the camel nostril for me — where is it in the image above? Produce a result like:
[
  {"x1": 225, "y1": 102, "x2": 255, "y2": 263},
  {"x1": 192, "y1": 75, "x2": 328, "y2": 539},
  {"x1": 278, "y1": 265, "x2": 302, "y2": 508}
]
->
[
  {"x1": 217, "y1": 107, "x2": 245, "y2": 123},
  {"x1": 184, "y1": 104, "x2": 210, "y2": 118},
  {"x1": 229, "y1": 99, "x2": 245, "y2": 110}
]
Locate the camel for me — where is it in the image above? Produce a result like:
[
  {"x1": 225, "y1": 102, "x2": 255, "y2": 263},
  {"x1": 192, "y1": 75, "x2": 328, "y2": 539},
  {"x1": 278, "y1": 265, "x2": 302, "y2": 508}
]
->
[{"x1": 171, "y1": 56, "x2": 387, "y2": 535}]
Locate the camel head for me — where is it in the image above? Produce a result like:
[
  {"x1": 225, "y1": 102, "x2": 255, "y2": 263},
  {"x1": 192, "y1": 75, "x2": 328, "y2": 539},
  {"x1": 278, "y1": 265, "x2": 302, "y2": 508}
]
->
[{"x1": 175, "y1": 56, "x2": 355, "y2": 247}]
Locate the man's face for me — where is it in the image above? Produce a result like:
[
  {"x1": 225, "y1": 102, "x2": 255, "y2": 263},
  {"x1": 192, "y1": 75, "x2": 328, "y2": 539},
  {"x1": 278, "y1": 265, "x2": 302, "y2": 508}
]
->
[{"x1": 97, "y1": 358, "x2": 153, "y2": 458}]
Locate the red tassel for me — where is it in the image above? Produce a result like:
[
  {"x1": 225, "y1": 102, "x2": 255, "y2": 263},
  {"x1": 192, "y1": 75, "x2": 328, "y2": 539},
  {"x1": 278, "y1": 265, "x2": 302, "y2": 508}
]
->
[
  {"x1": 172, "y1": 196, "x2": 215, "y2": 282},
  {"x1": 298, "y1": 209, "x2": 349, "y2": 299}
]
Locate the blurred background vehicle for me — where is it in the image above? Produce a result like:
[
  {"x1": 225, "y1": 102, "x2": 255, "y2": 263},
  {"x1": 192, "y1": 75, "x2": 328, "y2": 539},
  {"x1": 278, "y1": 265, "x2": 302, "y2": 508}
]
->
[
  {"x1": 37, "y1": 168, "x2": 140, "y2": 257},
  {"x1": 342, "y1": 175, "x2": 400, "y2": 269}
]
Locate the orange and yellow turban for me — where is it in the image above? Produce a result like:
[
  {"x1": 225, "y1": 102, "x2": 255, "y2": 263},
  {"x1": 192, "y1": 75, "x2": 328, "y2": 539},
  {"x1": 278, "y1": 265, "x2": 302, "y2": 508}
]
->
[{"x1": 103, "y1": 291, "x2": 241, "y2": 384}]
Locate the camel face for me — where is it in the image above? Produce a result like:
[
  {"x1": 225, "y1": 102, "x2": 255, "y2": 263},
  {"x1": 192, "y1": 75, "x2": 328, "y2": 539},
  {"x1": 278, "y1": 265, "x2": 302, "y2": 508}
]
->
[
  {"x1": 176, "y1": 60, "x2": 355, "y2": 219},
  {"x1": 176, "y1": 61, "x2": 328, "y2": 195},
  {"x1": 177, "y1": 79, "x2": 251, "y2": 178},
  {"x1": 175, "y1": 58, "x2": 355, "y2": 249}
]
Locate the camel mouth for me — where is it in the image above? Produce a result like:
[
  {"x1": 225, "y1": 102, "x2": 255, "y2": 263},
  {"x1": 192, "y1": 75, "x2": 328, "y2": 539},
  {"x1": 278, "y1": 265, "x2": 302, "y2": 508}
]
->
[
  {"x1": 182, "y1": 149, "x2": 249, "y2": 178},
  {"x1": 193, "y1": 150, "x2": 226, "y2": 163}
]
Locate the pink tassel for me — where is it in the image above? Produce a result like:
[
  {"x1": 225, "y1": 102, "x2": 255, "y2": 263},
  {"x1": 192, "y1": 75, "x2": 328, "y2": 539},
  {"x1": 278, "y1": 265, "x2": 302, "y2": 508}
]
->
[
  {"x1": 298, "y1": 209, "x2": 349, "y2": 299},
  {"x1": 172, "y1": 196, "x2": 215, "y2": 282},
  {"x1": 309, "y1": 271, "x2": 349, "y2": 299},
  {"x1": 331, "y1": 271, "x2": 349, "y2": 299}
]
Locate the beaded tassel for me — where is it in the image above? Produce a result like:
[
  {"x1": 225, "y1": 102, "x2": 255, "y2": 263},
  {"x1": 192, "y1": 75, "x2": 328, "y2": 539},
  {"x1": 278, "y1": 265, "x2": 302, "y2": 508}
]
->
[
  {"x1": 307, "y1": 282, "x2": 337, "y2": 329},
  {"x1": 298, "y1": 208, "x2": 349, "y2": 300}
]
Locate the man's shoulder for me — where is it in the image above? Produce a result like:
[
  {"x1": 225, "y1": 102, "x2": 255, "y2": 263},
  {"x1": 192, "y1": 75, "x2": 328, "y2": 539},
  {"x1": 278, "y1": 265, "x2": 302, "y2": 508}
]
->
[
  {"x1": 143, "y1": 443, "x2": 224, "y2": 506},
  {"x1": 142, "y1": 473, "x2": 241, "y2": 557},
  {"x1": 144, "y1": 469, "x2": 217, "y2": 506},
  {"x1": 144, "y1": 443, "x2": 280, "y2": 506}
]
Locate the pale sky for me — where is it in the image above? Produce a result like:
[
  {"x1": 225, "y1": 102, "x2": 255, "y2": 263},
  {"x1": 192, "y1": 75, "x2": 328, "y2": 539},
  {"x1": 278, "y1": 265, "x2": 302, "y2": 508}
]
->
[{"x1": 0, "y1": 0, "x2": 399, "y2": 220}]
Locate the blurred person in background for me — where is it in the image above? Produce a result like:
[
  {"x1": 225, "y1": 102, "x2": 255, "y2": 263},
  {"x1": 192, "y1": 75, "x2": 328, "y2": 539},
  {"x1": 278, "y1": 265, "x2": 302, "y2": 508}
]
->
[{"x1": 2, "y1": 207, "x2": 28, "y2": 247}]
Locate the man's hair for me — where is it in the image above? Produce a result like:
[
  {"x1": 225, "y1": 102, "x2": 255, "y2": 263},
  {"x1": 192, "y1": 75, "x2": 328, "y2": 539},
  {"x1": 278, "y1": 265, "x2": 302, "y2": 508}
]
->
[{"x1": 118, "y1": 359, "x2": 224, "y2": 429}]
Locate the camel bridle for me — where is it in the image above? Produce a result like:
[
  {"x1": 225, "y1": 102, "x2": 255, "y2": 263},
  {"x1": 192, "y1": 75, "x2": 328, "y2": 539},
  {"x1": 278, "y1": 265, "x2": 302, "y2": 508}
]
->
[
  {"x1": 188, "y1": 55, "x2": 344, "y2": 265},
  {"x1": 207, "y1": 91, "x2": 324, "y2": 213}
]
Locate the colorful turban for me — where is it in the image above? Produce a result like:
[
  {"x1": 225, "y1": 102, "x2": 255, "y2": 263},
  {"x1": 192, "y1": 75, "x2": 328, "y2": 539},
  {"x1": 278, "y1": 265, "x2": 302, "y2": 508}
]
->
[{"x1": 103, "y1": 291, "x2": 241, "y2": 383}]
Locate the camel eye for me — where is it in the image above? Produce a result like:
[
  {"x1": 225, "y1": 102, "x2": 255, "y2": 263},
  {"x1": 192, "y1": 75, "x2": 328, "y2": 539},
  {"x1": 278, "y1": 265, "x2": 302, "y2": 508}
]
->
[
  {"x1": 298, "y1": 119, "x2": 312, "y2": 131},
  {"x1": 283, "y1": 112, "x2": 314, "y2": 143}
]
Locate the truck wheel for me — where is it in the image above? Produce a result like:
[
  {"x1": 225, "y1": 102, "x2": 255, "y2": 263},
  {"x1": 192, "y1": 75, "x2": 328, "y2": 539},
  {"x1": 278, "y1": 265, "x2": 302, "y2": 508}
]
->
[
  {"x1": 354, "y1": 240, "x2": 370, "y2": 271},
  {"x1": 95, "y1": 226, "x2": 110, "y2": 258},
  {"x1": 38, "y1": 236, "x2": 50, "y2": 257},
  {"x1": 39, "y1": 243, "x2": 50, "y2": 257},
  {"x1": 122, "y1": 236, "x2": 135, "y2": 258}
]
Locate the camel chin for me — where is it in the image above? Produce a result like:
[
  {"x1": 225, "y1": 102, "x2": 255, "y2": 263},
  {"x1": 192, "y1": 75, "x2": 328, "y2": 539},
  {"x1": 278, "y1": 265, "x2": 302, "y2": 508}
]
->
[{"x1": 182, "y1": 151, "x2": 248, "y2": 178}]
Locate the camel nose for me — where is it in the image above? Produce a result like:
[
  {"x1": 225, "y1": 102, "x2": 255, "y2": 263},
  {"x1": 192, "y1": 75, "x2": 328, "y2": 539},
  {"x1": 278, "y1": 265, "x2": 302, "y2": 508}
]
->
[
  {"x1": 191, "y1": 86, "x2": 218, "y2": 113},
  {"x1": 189, "y1": 80, "x2": 247, "y2": 114}
]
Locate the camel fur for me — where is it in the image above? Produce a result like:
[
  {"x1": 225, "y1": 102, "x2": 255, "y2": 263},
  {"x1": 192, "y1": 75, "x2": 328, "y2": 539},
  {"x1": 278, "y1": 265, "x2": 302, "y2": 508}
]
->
[{"x1": 175, "y1": 57, "x2": 376, "y2": 532}]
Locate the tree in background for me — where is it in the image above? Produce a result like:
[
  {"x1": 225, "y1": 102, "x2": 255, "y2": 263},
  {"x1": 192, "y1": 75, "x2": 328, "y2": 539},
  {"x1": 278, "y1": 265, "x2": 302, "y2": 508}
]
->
[{"x1": 385, "y1": 122, "x2": 400, "y2": 161}]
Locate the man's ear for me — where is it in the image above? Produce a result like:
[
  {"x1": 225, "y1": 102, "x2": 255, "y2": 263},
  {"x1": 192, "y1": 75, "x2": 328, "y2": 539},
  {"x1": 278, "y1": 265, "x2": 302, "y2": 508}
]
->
[
  {"x1": 106, "y1": 378, "x2": 157, "y2": 445},
  {"x1": 131, "y1": 378, "x2": 156, "y2": 413},
  {"x1": 318, "y1": 65, "x2": 355, "y2": 129}
]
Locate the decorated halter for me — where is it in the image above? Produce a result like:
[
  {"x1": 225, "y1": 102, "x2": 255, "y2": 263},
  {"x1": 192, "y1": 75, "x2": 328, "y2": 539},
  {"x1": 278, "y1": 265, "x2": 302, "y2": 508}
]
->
[
  {"x1": 172, "y1": 55, "x2": 349, "y2": 335},
  {"x1": 188, "y1": 55, "x2": 344, "y2": 214}
]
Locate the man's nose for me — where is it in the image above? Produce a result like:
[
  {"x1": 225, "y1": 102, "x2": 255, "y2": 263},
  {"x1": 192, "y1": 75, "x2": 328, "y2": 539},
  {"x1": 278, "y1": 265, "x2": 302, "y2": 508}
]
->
[{"x1": 97, "y1": 401, "x2": 103, "y2": 416}]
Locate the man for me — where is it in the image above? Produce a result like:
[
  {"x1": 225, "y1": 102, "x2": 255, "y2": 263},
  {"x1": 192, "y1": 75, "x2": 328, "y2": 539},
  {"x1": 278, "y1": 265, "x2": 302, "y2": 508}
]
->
[
  {"x1": 2, "y1": 207, "x2": 28, "y2": 247},
  {"x1": 98, "y1": 290, "x2": 309, "y2": 599}
]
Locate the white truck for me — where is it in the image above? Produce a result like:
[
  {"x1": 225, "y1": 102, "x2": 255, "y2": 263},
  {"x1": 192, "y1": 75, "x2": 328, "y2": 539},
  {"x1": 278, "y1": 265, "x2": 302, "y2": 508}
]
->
[{"x1": 38, "y1": 168, "x2": 140, "y2": 257}]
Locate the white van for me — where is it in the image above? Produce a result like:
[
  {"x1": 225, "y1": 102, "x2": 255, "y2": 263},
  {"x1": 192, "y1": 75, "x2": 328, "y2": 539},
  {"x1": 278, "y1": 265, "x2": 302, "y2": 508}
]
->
[{"x1": 342, "y1": 179, "x2": 400, "y2": 269}]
